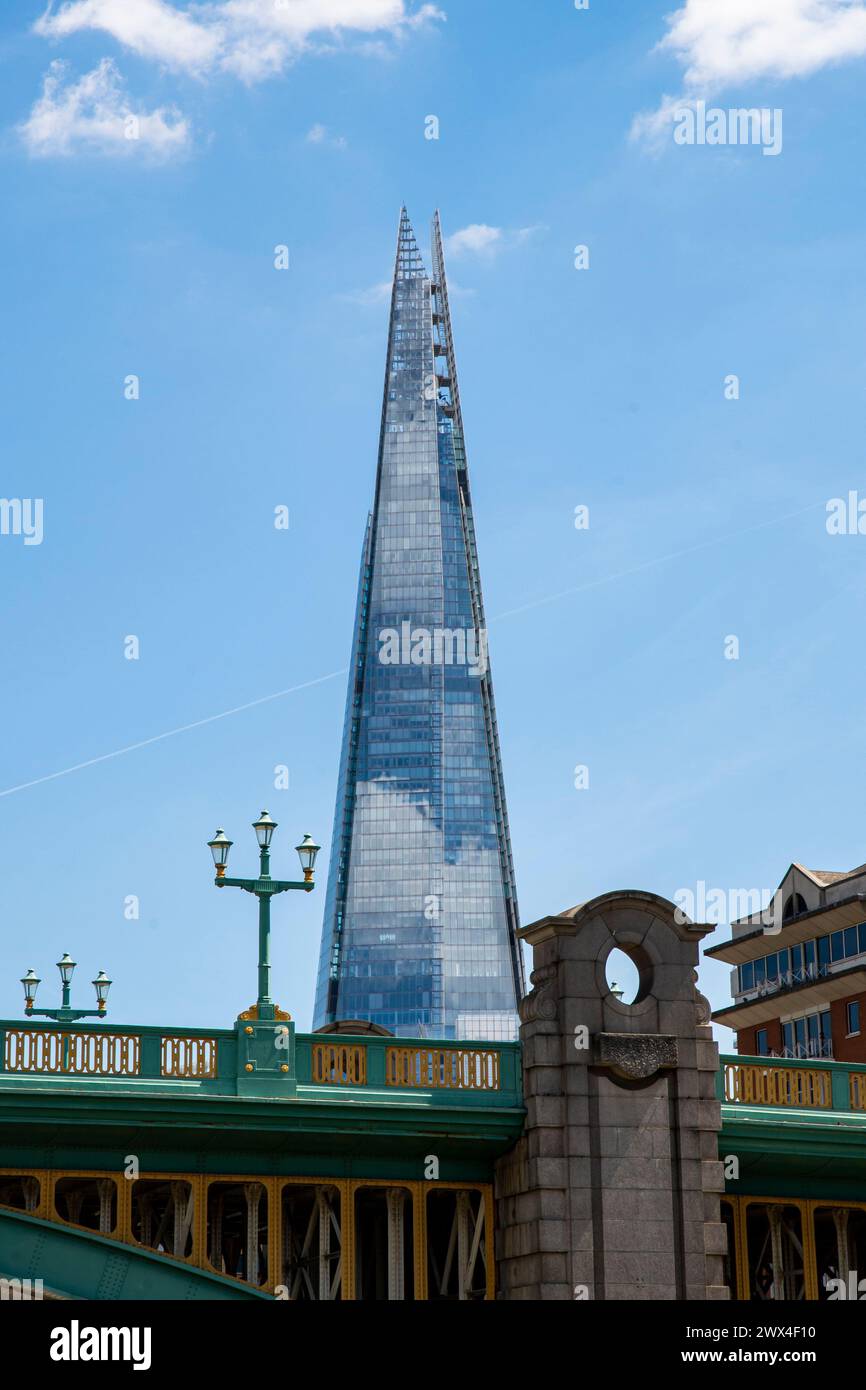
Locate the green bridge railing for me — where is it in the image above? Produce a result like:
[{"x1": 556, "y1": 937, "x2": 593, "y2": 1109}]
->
[
  {"x1": 718, "y1": 1052, "x2": 866, "y2": 1114},
  {"x1": 0, "y1": 1018, "x2": 523, "y2": 1109},
  {"x1": 10, "y1": 1026, "x2": 864, "y2": 1118}
]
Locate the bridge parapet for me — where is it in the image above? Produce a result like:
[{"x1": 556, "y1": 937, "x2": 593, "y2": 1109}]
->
[
  {"x1": 719, "y1": 1053, "x2": 866, "y2": 1112},
  {"x1": 0, "y1": 1018, "x2": 522, "y2": 1109}
]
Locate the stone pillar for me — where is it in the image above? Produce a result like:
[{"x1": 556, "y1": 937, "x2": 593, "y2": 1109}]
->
[{"x1": 495, "y1": 890, "x2": 728, "y2": 1301}]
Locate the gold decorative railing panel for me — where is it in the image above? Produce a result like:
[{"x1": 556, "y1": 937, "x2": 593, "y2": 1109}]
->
[
  {"x1": 724, "y1": 1062, "x2": 831, "y2": 1109},
  {"x1": 161, "y1": 1036, "x2": 218, "y2": 1079},
  {"x1": 850, "y1": 1072, "x2": 866, "y2": 1111},
  {"x1": 386, "y1": 1047, "x2": 500, "y2": 1092},
  {"x1": 311, "y1": 1043, "x2": 367, "y2": 1086},
  {"x1": 3, "y1": 1029, "x2": 140, "y2": 1077}
]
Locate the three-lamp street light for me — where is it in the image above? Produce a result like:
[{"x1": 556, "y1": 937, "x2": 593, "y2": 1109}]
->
[
  {"x1": 208, "y1": 812, "x2": 319, "y2": 1020},
  {"x1": 21, "y1": 955, "x2": 112, "y2": 1023}
]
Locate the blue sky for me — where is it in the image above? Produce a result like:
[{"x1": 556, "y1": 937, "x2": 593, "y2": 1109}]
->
[{"x1": 2, "y1": 0, "x2": 866, "y2": 1048}]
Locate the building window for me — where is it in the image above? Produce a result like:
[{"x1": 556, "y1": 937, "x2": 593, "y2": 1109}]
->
[
  {"x1": 738, "y1": 921, "x2": 866, "y2": 999},
  {"x1": 756, "y1": 1028, "x2": 770, "y2": 1057},
  {"x1": 847, "y1": 1001, "x2": 860, "y2": 1036},
  {"x1": 782, "y1": 1009, "x2": 833, "y2": 1058}
]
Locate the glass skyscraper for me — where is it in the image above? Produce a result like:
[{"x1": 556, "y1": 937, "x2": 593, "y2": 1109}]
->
[{"x1": 313, "y1": 210, "x2": 525, "y2": 1041}]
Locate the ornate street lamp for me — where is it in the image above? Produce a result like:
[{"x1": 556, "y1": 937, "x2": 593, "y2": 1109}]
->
[
  {"x1": 22, "y1": 954, "x2": 112, "y2": 1022},
  {"x1": 207, "y1": 828, "x2": 233, "y2": 879},
  {"x1": 295, "y1": 834, "x2": 321, "y2": 883},
  {"x1": 253, "y1": 811, "x2": 277, "y2": 850},
  {"x1": 20, "y1": 969, "x2": 40, "y2": 1011},
  {"x1": 208, "y1": 811, "x2": 318, "y2": 1020},
  {"x1": 93, "y1": 971, "x2": 112, "y2": 1009}
]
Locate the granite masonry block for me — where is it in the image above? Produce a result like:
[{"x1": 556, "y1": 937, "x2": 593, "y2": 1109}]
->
[{"x1": 602, "y1": 1219, "x2": 677, "y2": 1254}]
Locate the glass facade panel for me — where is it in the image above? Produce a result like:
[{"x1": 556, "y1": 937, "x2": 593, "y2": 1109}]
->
[{"x1": 313, "y1": 211, "x2": 525, "y2": 1039}]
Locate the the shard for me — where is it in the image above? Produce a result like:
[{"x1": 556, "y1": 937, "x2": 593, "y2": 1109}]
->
[{"x1": 313, "y1": 210, "x2": 525, "y2": 1040}]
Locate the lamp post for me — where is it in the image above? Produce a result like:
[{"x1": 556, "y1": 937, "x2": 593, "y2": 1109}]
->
[
  {"x1": 21, "y1": 956, "x2": 112, "y2": 1023},
  {"x1": 208, "y1": 813, "x2": 319, "y2": 1021}
]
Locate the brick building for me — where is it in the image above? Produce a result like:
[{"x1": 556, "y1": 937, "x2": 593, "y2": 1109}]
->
[{"x1": 709, "y1": 860, "x2": 866, "y2": 1063}]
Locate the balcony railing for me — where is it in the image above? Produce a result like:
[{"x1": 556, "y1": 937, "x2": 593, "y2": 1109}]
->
[
  {"x1": 737, "y1": 964, "x2": 830, "y2": 1001},
  {"x1": 0, "y1": 1019, "x2": 523, "y2": 1109},
  {"x1": 767, "y1": 1040, "x2": 834, "y2": 1061},
  {"x1": 719, "y1": 1054, "x2": 866, "y2": 1113}
]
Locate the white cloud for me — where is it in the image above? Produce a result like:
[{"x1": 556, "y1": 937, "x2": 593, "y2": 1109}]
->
[
  {"x1": 343, "y1": 280, "x2": 392, "y2": 306},
  {"x1": 306, "y1": 122, "x2": 347, "y2": 148},
  {"x1": 35, "y1": 0, "x2": 221, "y2": 73},
  {"x1": 631, "y1": 92, "x2": 699, "y2": 149},
  {"x1": 657, "y1": 0, "x2": 866, "y2": 88},
  {"x1": 19, "y1": 57, "x2": 190, "y2": 157},
  {"x1": 632, "y1": 0, "x2": 866, "y2": 144},
  {"x1": 444, "y1": 222, "x2": 545, "y2": 258},
  {"x1": 513, "y1": 222, "x2": 547, "y2": 245},
  {"x1": 35, "y1": 0, "x2": 445, "y2": 83},
  {"x1": 445, "y1": 224, "x2": 503, "y2": 257}
]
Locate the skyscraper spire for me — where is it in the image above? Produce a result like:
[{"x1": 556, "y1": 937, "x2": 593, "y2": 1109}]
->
[
  {"x1": 395, "y1": 206, "x2": 426, "y2": 281},
  {"x1": 313, "y1": 210, "x2": 525, "y2": 1041}
]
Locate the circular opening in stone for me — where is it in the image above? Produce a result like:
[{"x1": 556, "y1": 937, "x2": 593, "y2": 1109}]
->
[{"x1": 605, "y1": 947, "x2": 641, "y2": 1005}]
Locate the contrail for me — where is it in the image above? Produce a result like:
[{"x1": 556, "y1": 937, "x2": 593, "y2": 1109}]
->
[
  {"x1": 0, "y1": 669, "x2": 347, "y2": 798},
  {"x1": 0, "y1": 497, "x2": 825, "y2": 799},
  {"x1": 490, "y1": 499, "x2": 823, "y2": 622}
]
